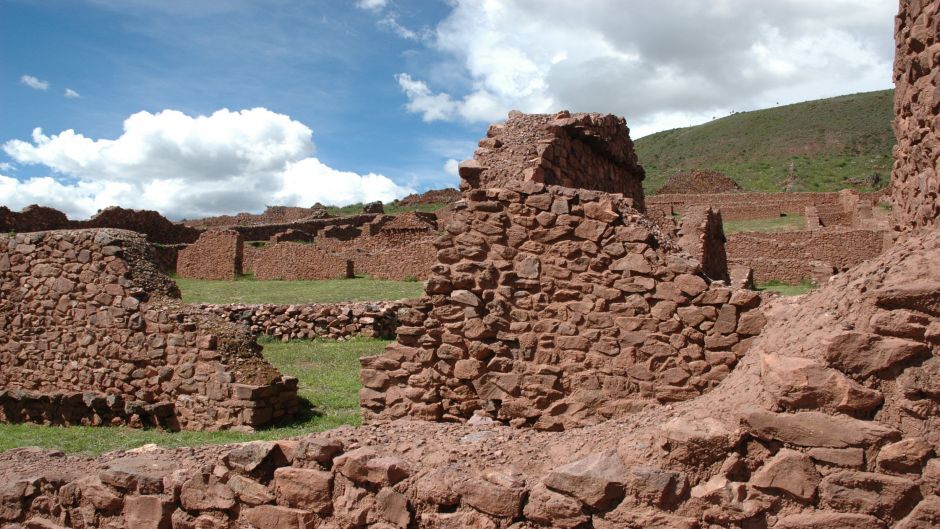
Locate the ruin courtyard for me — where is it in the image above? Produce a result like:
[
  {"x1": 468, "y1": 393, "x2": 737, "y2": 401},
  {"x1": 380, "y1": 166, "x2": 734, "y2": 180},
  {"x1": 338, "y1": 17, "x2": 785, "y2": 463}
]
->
[{"x1": 0, "y1": 1, "x2": 938, "y2": 528}]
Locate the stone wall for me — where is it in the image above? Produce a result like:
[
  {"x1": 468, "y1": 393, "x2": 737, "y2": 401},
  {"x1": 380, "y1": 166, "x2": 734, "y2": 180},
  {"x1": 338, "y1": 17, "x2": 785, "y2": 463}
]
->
[
  {"x1": 459, "y1": 111, "x2": 646, "y2": 210},
  {"x1": 0, "y1": 205, "x2": 200, "y2": 244},
  {"x1": 726, "y1": 228, "x2": 888, "y2": 283},
  {"x1": 176, "y1": 230, "x2": 244, "y2": 280},
  {"x1": 656, "y1": 169, "x2": 742, "y2": 194},
  {"x1": 360, "y1": 182, "x2": 765, "y2": 430},
  {"x1": 677, "y1": 206, "x2": 730, "y2": 283},
  {"x1": 892, "y1": 0, "x2": 940, "y2": 231},
  {"x1": 648, "y1": 190, "x2": 887, "y2": 223},
  {"x1": 194, "y1": 301, "x2": 408, "y2": 341},
  {"x1": 251, "y1": 242, "x2": 352, "y2": 280},
  {"x1": 0, "y1": 229, "x2": 298, "y2": 431}
]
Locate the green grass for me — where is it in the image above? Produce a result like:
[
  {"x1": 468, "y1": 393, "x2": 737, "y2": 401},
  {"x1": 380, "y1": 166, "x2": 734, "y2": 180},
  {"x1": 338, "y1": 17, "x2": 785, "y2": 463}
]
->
[
  {"x1": 174, "y1": 275, "x2": 425, "y2": 304},
  {"x1": 757, "y1": 279, "x2": 817, "y2": 296},
  {"x1": 636, "y1": 90, "x2": 895, "y2": 194},
  {"x1": 0, "y1": 337, "x2": 388, "y2": 455},
  {"x1": 322, "y1": 202, "x2": 450, "y2": 216},
  {"x1": 723, "y1": 215, "x2": 806, "y2": 234}
]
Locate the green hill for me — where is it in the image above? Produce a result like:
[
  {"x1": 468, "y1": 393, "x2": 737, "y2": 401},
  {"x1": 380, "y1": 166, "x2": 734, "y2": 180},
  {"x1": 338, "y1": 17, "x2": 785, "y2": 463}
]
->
[{"x1": 635, "y1": 89, "x2": 896, "y2": 194}]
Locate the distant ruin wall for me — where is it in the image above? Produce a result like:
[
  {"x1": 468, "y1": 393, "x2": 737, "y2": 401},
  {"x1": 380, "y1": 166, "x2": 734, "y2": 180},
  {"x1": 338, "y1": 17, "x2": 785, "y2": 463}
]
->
[
  {"x1": 0, "y1": 205, "x2": 200, "y2": 244},
  {"x1": 193, "y1": 301, "x2": 409, "y2": 341},
  {"x1": 891, "y1": 0, "x2": 940, "y2": 231},
  {"x1": 726, "y1": 228, "x2": 887, "y2": 284},
  {"x1": 0, "y1": 229, "x2": 298, "y2": 431},
  {"x1": 460, "y1": 111, "x2": 646, "y2": 210},
  {"x1": 648, "y1": 190, "x2": 887, "y2": 222},
  {"x1": 252, "y1": 242, "x2": 351, "y2": 280},
  {"x1": 361, "y1": 183, "x2": 764, "y2": 429},
  {"x1": 176, "y1": 229, "x2": 243, "y2": 280}
]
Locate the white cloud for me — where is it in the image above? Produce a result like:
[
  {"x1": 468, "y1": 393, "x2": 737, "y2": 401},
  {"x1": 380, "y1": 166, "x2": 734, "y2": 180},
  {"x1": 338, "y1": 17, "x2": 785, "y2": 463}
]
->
[
  {"x1": 397, "y1": 0, "x2": 896, "y2": 136},
  {"x1": 356, "y1": 0, "x2": 388, "y2": 12},
  {"x1": 1, "y1": 108, "x2": 414, "y2": 220},
  {"x1": 64, "y1": 88, "x2": 81, "y2": 98},
  {"x1": 20, "y1": 75, "x2": 49, "y2": 91},
  {"x1": 443, "y1": 158, "x2": 459, "y2": 178}
]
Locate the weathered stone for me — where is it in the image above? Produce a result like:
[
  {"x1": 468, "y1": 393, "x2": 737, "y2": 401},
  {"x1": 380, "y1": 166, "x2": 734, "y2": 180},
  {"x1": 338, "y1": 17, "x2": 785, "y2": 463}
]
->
[
  {"x1": 876, "y1": 437, "x2": 933, "y2": 473},
  {"x1": 544, "y1": 451, "x2": 627, "y2": 509},
  {"x1": 760, "y1": 354, "x2": 883, "y2": 414},
  {"x1": 242, "y1": 505, "x2": 317, "y2": 529},
  {"x1": 227, "y1": 474, "x2": 274, "y2": 505},
  {"x1": 179, "y1": 473, "x2": 235, "y2": 511},
  {"x1": 825, "y1": 332, "x2": 928, "y2": 378},
  {"x1": 896, "y1": 495, "x2": 940, "y2": 529},
  {"x1": 741, "y1": 407, "x2": 899, "y2": 448},
  {"x1": 749, "y1": 448, "x2": 821, "y2": 501},
  {"x1": 375, "y1": 487, "x2": 410, "y2": 528},
  {"x1": 820, "y1": 470, "x2": 921, "y2": 521},
  {"x1": 456, "y1": 477, "x2": 524, "y2": 518},
  {"x1": 523, "y1": 482, "x2": 588, "y2": 529},
  {"x1": 334, "y1": 448, "x2": 411, "y2": 486},
  {"x1": 808, "y1": 447, "x2": 866, "y2": 468},
  {"x1": 123, "y1": 495, "x2": 172, "y2": 529},
  {"x1": 773, "y1": 512, "x2": 886, "y2": 529}
]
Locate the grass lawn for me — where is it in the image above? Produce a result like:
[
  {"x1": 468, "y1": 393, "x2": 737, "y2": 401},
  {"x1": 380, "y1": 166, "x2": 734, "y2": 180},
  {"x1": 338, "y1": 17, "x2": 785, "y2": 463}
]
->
[
  {"x1": 756, "y1": 280, "x2": 816, "y2": 296},
  {"x1": 175, "y1": 275, "x2": 425, "y2": 304},
  {"x1": 723, "y1": 215, "x2": 806, "y2": 234},
  {"x1": 0, "y1": 337, "x2": 388, "y2": 455}
]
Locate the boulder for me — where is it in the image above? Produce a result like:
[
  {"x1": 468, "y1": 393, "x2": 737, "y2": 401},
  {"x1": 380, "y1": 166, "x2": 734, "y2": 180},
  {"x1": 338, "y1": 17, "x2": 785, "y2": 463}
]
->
[
  {"x1": 523, "y1": 482, "x2": 588, "y2": 529},
  {"x1": 760, "y1": 354, "x2": 883, "y2": 415},
  {"x1": 241, "y1": 505, "x2": 317, "y2": 529},
  {"x1": 333, "y1": 448, "x2": 411, "y2": 487},
  {"x1": 876, "y1": 438, "x2": 933, "y2": 474},
  {"x1": 273, "y1": 467, "x2": 333, "y2": 514},
  {"x1": 825, "y1": 332, "x2": 928, "y2": 378},
  {"x1": 773, "y1": 512, "x2": 886, "y2": 529}
]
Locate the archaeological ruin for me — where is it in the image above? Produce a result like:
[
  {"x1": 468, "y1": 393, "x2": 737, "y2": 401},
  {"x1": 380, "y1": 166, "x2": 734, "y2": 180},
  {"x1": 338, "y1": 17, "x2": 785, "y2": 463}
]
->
[{"x1": 0, "y1": 1, "x2": 939, "y2": 528}]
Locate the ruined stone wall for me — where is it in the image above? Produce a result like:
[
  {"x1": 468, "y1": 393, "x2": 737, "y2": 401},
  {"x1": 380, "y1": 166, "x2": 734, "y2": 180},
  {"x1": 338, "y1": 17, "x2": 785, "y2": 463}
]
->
[
  {"x1": 656, "y1": 169, "x2": 742, "y2": 195},
  {"x1": 677, "y1": 206, "x2": 730, "y2": 283},
  {"x1": 459, "y1": 111, "x2": 646, "y2": 210},
  {"x1": 229, "y1": 214, "x2": 379, "y2": 242},
  {"x1": 193, "y1": 301, "x2": 409, "y2": 341},
  {"x1": 361, "y1": 182, "x2": 765, "y2": 430},
  {"x1": 0, "y1": 229, "x2": 298, "y2": 431},
  {"x1": 176, "y1": 229, "x2": 243, "y2": 280},
  {"x1": 0, "y1": 205, "x2": 200, "y2": 244},
  {"x1": 252, "y1": 242, "x2": 351, "y2": 280},
  {"x1": 726, "y1": 228, "x2": 887, "y2": 284},
  {"x1": 648, "y1": 190, "x2": 887, "y2": 222},
  {"x1": 892, "y1": 0, "x2": 940, "y2": 231}
]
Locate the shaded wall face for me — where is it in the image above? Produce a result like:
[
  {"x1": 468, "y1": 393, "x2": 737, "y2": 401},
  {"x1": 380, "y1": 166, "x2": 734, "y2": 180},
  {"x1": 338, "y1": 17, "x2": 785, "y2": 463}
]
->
[
  {"x1": 361, "y1": 183, "x2": 764, "y2": 430},
  {"x1": 0, "y1": 229, "x2": 298, "y2": 431},
  {"x1": 892, "y1": 0, "x2": 940, "y2": 230}
]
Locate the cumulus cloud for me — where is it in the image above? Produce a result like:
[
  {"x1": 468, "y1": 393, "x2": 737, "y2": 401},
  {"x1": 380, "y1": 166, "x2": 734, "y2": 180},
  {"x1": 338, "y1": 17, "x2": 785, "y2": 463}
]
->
[
  {"x1": 1, "y1": 108, "x2": 413, "y2": 220},
  {"x1": 443, "y1": 158, "x2": 459, "y2": 178},
  {"x1": 64, "y1": 88, "x2": 81, "y2": 98},
  {"x1": 397, "y1": 0, "x2": 896, "y2": 137},
  {"x1": 20, "y1": 75, "x2": 49, "y2": 91}
]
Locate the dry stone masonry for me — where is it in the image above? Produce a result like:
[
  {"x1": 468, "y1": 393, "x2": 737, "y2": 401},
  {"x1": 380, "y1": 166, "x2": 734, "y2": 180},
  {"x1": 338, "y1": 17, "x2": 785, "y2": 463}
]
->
[
  {"x1": 0, "y1": 229, "x2": 298, "y2": 431},
  {"x1": 892, "y1": 0, "x2": 940, "y2": 231},
  {"x1": 362, "y1": 164, "x2": 765, "y2": 430},
  {"x1": 194, "y1": 301, "x2": 409, "y2": 341},
  {"x1": 459, "y1": 111, "x2": 646, "y2": 210},
  {"x1": 176, "y1": 229, "x2": 244, "y2": 280}
]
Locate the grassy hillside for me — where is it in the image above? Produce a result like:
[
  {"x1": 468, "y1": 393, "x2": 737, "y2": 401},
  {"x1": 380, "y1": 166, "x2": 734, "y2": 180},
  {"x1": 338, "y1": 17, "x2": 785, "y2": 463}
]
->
[{"x1": 635, "y1": 90, "x2": 895, "y2": 194}]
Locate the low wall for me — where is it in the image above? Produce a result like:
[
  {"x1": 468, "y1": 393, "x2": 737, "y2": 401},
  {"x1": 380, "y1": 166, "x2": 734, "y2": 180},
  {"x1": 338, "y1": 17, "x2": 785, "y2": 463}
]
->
[
  {"x1": 193, "y1": 301, "x2": 409, "y2": 341},
  {"x1": 726, "y1": 228, "x2": 887, "y2": 284},
  {"x1": 0, "y1": 229, "x2": 299, "y2": 431}
]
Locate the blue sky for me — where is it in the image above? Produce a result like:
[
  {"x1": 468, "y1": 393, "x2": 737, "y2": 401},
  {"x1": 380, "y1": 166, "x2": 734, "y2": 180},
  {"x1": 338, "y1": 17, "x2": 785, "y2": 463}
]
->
[{"x1": 1, "y1": 0, "x2": 896, "y2": 219}]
